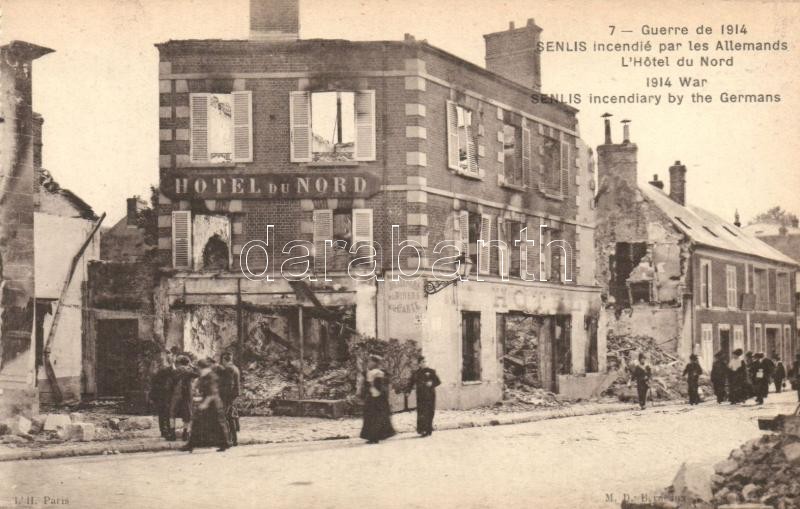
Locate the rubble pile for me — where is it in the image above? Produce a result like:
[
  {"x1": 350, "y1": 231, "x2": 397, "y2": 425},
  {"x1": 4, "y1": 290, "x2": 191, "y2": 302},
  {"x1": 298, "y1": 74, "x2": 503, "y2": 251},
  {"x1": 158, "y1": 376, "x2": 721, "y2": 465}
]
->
[
  {"x1": 500, "y1": 316, "x2": 564, "y2": 408},
  {"x1": 501, "y1": 387, "x2": 562, "y2": 408},
  {"x1": 604, "y1": 333, "x2": 712, "y2": 402},
  {"x1": 0, "y1": 412, "x2": 157, "y2": 447},
  {"x1": 708, "y1": 431, "x2": 800, "y2": 507}
]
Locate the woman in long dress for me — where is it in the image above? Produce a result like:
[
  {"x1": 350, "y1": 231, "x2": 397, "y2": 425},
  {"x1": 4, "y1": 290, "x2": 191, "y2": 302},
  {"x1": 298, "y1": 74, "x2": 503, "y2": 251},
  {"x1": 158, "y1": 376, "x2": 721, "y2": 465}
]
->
[
  {"x1": 181, "y1": 358, "x2": 229, "y2": 452},
  {"x1": 360, "y1": 355, "x2": 396, "y2": 444}
]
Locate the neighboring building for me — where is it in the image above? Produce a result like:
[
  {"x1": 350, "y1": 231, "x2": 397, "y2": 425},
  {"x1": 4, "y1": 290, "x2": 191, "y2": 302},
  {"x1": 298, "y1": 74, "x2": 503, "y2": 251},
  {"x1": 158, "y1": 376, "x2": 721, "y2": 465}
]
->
[
  {"x1": 745, "y1": 221, "x2": 800, "y2": 354},
  {"x1": 595, "y1": 117, "x2": 798, "y2": 371},
  {"x1": 0, "y1": 41, "x2": 53, "y2": 417},
  {"x1": 34, "y1": 166, "x2": 101, "y2": 404},
  {"x1": 153, "y1": 0, "x2": 605, "y2": 408}
]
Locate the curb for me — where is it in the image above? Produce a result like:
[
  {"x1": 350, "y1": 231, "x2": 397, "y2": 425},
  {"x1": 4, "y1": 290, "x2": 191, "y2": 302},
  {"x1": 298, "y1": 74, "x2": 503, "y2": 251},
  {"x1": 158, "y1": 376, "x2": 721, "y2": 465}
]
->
[{"x1": 0, "y1": 400, "x2": 683, "y2": 462}]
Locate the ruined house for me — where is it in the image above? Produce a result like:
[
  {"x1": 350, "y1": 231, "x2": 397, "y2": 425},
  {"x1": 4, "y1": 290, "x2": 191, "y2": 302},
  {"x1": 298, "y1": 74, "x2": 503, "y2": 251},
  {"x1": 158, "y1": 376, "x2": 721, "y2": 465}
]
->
[
  {"x1": 152, "y1": 0, "x2": 605, "y2": 409},
  {"x1": 595, "y1": 117, "x2": 798, "y2": 371},
  {"x1": 0, "y1": 41, "x2": 53, "y2": 417}
]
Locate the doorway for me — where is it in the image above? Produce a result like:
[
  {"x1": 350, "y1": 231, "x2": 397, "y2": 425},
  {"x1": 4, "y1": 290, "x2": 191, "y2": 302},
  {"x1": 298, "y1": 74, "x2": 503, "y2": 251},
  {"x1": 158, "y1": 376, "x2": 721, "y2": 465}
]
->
[
  {"x1": 500, "y1": 313, "x2": 571, "y2": 393},
  {"x1": 766, "y1": 328, "x2": 779, "y2": 358},
  {"x1": 95, "y1": 319, "x2": 139, "y2": 398},
  {"x1": 719, "y1": 327, "x2": 731, "y2": 358}
]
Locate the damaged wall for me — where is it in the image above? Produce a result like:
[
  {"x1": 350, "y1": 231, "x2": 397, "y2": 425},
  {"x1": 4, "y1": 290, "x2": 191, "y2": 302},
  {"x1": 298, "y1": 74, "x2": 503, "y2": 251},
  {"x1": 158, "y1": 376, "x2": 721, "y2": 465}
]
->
[{"x1": 192, "y1": 214, "x2": 231, "y2": 271}]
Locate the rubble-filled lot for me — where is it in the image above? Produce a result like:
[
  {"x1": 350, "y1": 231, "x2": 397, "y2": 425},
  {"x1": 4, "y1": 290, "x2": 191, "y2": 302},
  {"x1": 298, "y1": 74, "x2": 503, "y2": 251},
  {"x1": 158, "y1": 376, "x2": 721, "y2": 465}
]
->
[{"x1": 604, "y1": 333, "x2": 713, "y2": 402}]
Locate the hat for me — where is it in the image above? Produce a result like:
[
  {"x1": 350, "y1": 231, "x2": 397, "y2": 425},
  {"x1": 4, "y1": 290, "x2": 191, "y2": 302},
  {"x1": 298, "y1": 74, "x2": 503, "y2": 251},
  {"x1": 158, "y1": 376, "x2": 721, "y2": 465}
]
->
[
  {"x1": 689, "y1": 354, "x2": 698, "y2": 361},
  {"x1": 733, "y1": 348, "x2": 744, "y2": 356}
]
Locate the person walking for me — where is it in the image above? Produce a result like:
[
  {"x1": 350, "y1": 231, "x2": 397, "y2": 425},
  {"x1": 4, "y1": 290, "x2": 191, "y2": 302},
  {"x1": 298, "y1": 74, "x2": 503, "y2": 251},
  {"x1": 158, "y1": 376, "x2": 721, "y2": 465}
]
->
[
  {"x1": 774, "y1": 356, "x2": 786, "y2": 394},
  {"x1": 170, "y1": 355, "x2": 199, "y2": 441},
  {"x1": 407, "y1": 356, "x2": 441, "y2": 437},
  {"x1": 181, "y1": 358, "x2": 229, "y2": 453},
  {"x1": 710, "y1": 351, "x2": 728, "y2": 404},
  {"x1": 760, "y1": 353, "x2": 775, "y2": 401},
  {"x1": 218, "y1": 352, "x2": 241, "y2": 446},
  {"x1": 751, "y1": 353, "x2": 768, "y2": 405},
  {"x1": 682, "y1": 354, "x2": 703, "y2": 405},
  {"x1": 728, "y1": 349, "x2": 746, "y2": 404},
  {"x1": 359, "y1": 355, "x2": 396, "y2": 444},
  {"x1": 629, "y1": 353, "x2": 651, "y2": 410},
  {"x1": 149, "y1": 350, "x2": 177, "y2": 440}
]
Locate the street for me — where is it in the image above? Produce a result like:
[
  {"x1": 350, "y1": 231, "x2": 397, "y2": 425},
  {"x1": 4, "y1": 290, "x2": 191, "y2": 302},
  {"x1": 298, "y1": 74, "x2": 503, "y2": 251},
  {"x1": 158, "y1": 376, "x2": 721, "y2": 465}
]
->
[{"x1": 2, "y1": 392, "x2": 797, "y2": 509}]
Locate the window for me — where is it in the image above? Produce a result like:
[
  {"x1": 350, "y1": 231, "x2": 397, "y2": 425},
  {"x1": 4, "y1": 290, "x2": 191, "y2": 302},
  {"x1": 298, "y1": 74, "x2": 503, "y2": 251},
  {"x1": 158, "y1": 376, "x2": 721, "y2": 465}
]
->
[
  {"x1": 290, "y1": 90, "x2": 376, "y2": 163},
  {"x1": 726, "y1": 265, "x2": 738, "y2": 308},
  {"x1": 461, "y1": 311, "x2": 481, "y2": 382},
  {"x1": 190, "y1": 92, "x2": 252, "y2": 163},
  {"x1": 504, "y1": 220, "x2": 523, "y2": 278},
  {"x1": 733, "y1": 325, "x2": 744, "y2": 350},
  {"x1": 313, "y1": 208, "x2": 373, "y2": 273},
  {"x1": 784, "y1": 325, "x2": 793, "y2": 362},
  {"x1": 501, "y1": 125, "x2": 524, "y2": 186},
  {"x1": 700, "y1": 259, "x2": 712, "y2": 308},
  {"x1": 172, "y1": 211, "x2": 192, "y2": 269},
  {"x1": 777, "y1": 272, "x2": 790, "y2": 308},
  {"x1": 446, "y1": 101, "x2": 478, "y2": 175},
  {"x1": 700, "y1": 324, "x2": 713, "y2": 371},
  {"x1": 754, "y1": 268, "x2": 768, "y2": 310},
  {"x1": 457, "y1": 211, "x2": 491, "y2": 274}
]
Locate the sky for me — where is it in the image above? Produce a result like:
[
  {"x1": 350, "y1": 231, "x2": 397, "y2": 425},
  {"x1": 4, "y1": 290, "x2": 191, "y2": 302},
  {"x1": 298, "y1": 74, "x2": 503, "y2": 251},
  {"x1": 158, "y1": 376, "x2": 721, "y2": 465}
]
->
[{"x1": 2, "y1": 0, "x2": 799, "y2": 224}]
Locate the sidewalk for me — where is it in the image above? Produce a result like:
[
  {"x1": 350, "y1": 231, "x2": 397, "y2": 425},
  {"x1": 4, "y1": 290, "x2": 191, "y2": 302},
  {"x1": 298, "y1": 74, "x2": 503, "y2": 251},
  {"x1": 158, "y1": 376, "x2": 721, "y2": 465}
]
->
[{"x1": 0, "y1": 397, "x2": 690, "y2": 462}]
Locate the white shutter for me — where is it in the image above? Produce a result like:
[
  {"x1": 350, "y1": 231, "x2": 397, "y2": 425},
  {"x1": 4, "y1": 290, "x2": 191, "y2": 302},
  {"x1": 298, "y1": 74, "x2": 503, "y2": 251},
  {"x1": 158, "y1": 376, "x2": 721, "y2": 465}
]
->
[
  {"x1": 190, "y1": 94, "x2": 209, "y2": 163},
  {"x1": 313, "y1": 209, "x2": 333, "y2": 272},
  {"x1": 354, "y1": 90, "x2": 376, "y2": 161},
  {"x1": 521, "y1": 120, "x2": 532, "y2": 186},
  {"x1": 290, "y1": 91, "x2": 312, "y2": 162},
  {"x1": 458, "y1": 210, "x2": 470, "y2": 259},
  {"x1": 172, "y1": 211, "x2": 192, "y2": 269},
  {"x1": 352, "y1": 209, "x2": 373, "y2": 252},
  {"x1": 479, "y1": 214, "x2": 492, "y2": 275},
  {"x1": 498, "y1": 217, "x2": 509, "y2": 277},
  {"x1": 446, "y1": 101, "x2": 460, "y2": 170},
  {"x1": 232, "y1": 91, "x2": 253, "y2": 162}
]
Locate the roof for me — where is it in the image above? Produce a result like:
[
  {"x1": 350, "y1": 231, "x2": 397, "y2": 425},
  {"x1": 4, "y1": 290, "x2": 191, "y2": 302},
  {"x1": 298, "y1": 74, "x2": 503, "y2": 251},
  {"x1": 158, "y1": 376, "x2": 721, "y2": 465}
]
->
[
  {"x1": 639, "y1": 184, "x2": 799, "y2": 266},
  {"x1": 1, "y1": 40, "x2": 54, "y2": 61},
  {"x1": 36, "y1": 168, "x2": 98, "y2": 221}
]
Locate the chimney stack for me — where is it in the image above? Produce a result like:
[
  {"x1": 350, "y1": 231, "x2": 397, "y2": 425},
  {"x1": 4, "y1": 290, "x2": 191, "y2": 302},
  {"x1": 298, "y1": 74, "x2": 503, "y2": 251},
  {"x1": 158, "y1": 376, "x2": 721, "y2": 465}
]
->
[
  {"x1": 649, "y1": 174, "x2": 664, "y2": 190},
  {"x1": 602, "y1": 113, "x2": 612, "y2": 144},
  {"x1": 621, "y1": 119, "x2": 631, "y2": 144},
  {"x1": 126, "y1": 197, "x2": 144, "y2": 227},
  {"x1": 668, "y1": 161, "x2": 687, "y2": 206},
  {"x1": 483, "y1": 18, "x2": 542, "y2": 92},
  {"x1": 596, "y1": 113, "x2": 638, "y2": 189},
  {"x1": 733, "y1": 210, "x2": 741, "y2": 228},
  {"x1": 250, "y1": 0, "x2": 299, "y2": 41}
]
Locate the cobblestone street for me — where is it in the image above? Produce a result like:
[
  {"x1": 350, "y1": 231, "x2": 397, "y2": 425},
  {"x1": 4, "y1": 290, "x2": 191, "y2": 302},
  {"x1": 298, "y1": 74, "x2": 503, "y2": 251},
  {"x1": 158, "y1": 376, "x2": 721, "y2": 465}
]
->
[{"x1": 3, "y1": 392, "x2": 797, "y2": 509}]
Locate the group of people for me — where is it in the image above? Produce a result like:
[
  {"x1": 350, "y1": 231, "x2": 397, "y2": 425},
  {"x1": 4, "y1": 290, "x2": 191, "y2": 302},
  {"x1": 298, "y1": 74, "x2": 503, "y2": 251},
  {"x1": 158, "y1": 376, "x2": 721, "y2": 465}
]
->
[
  {"x1": 710, "y1": 349, "x2": 798, "y2": 405},
  {"x1": 626, "y1": 349, "x2": 800, "y2": 410},
  {"x1": 359, "y1": 355, "x2": 441, "y2": 444},
  {"x1": 149, "y1": 349, "x2": 241, "y2": 453}
]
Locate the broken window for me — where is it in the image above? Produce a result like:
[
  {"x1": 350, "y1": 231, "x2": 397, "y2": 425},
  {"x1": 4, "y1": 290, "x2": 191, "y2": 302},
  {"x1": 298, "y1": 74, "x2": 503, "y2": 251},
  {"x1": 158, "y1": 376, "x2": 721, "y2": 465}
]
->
[
  {"x1": 540, "y1": 134, "x2": 568, "y2": 196},
  {"x1": 290, "y1": 90, "x2": 376, "y2": 163},
  {"x1": 502, "y1": 125, "x2": 524, "y2": 186},
  {"x1": 446, "y1": 101, "x2": 478, "y2": 175},
  {"x1": 190, "y1": 92, "x2": 252, "y2": 163},
  {"x1": 461, "y1": 311, "x2": 481, "y2": 382},
  {"x1": 202, "y1": 234, "x2": 230, "y2": 271},
  {"x1": 609, "y1": 242, "x2": 647, "y2": 305}
]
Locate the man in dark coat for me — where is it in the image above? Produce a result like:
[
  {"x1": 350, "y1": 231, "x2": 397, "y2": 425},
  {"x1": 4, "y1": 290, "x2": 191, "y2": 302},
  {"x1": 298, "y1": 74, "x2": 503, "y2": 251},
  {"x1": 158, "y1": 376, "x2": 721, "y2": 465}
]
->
[
  {"x1": 181, "y1": 358, "x2": 229, "y2": 453},
  {"x1": 149, "y1": 350, "x2": 177, "y2": 439},
  {"x1": 218, "y1": 352, "x2": 241, "y2": 446},
  {"x1": 710, "y1": 351, "x2": 728, "y2": 404},
  {"x1": 682, "y1": 354, "x2": 703, "y2": 405},
  {"x1": 760, "y1": 354, "x2": 775, "y2": 401},
  {"x1": 774, "y1": 356, "x2": 786, "y2": 394},
  {"x1": 751, "y1": 353, "x2": 768, "y2": 404},
  {"x1": 407, "y1": 356, "x2": 441, "y2": 437},
  {"x1": 170, "y1": 355, "x2": 199, "y2": 441},
  {"x1": 629, "y1": 353, "x2": 651, "y2": 410}
]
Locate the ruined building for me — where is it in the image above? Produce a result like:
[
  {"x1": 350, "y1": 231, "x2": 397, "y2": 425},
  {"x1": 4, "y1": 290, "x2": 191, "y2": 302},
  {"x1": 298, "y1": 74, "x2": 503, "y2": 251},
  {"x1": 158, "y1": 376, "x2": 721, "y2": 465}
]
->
[
  {"x1": 595, "y1": 117, "x2": 798, "y2": 371},
  {"x1": 153, "y1": 0, "x2": 604, "y2": 409}
]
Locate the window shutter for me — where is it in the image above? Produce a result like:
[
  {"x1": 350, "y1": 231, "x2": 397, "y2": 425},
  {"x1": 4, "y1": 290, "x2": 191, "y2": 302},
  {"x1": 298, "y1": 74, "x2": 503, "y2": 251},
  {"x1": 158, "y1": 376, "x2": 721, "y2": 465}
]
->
[
  {"x1": 458, "y1": 210, "x2": 469, "y2": 258},
  {"x1": 354, "y1": 90, "x2": 376, "y2": 161},
  {"x1": 498, "y1": 217, "x2": 509, "y2": 277},
  {"x1": 519, "y1": 223, "x2": 529, "y2": 277},
  {"x1": 290, "y1": 91, "x2": 312, "y2": 162},
  {"x1": 352, "y1": 208, "x2": 373, "y2": 252},
  {"x1": 479, "y1": 214, "x2": 492, "y2": 274},
  {"x1": 313, "y1": 209, "x2": 333, "y2": 272},
  {"x1": 446, "y1": 101, "x2": 460, "y2": 170},
  {"x1": 560, "y1": 140, "x2": 570, "y2": 196},
  {"x1": 466, "y1": 122, "x2": 478, "y2": 174},
  {"x1": 190, "y1": 94, "x2": 209, "y2": 163},
  {"x1": 232, "y1": 91, "x2": 253, "y2": 163},
  {"x1": 521, "y1": 120, "x2": 532, "y2": 187},
  {"x1": 172, "y1": 211, "x2": 192, "y2": 269}
]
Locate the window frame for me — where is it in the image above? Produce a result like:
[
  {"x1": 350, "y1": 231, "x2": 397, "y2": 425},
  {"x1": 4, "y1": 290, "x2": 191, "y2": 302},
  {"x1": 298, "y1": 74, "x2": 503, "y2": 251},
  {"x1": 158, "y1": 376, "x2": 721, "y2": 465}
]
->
[
  {"x1": 700, "y1": 259, "x2": 712, "y2": 308},
  {"x1": 446, "y1": 100, "x2": 479, "y2": 176},
  {"x1": 189, "y1": 91, "x2": 253, "y2": 164},
  {"x1": 726, "y1": 264, "x2": 738, "y2": 309},
  {"x1": 461, "y1": 311, "x2": 482, "y2": 383}
]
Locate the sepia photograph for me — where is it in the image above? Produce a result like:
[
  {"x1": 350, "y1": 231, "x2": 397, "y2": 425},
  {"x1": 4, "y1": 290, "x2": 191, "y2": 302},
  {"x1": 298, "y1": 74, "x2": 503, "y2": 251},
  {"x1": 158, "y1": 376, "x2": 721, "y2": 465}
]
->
[{"x1": 0, "y1": 0, "x2": 799, "y2": 507}]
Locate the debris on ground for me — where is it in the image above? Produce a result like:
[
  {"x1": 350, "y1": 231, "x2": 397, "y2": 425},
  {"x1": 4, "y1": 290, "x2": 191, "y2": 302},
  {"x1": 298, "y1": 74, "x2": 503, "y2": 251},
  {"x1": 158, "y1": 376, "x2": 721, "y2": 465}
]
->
[{"x1": 603, "y1": 333, "x2": 713, "y2": 402}]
